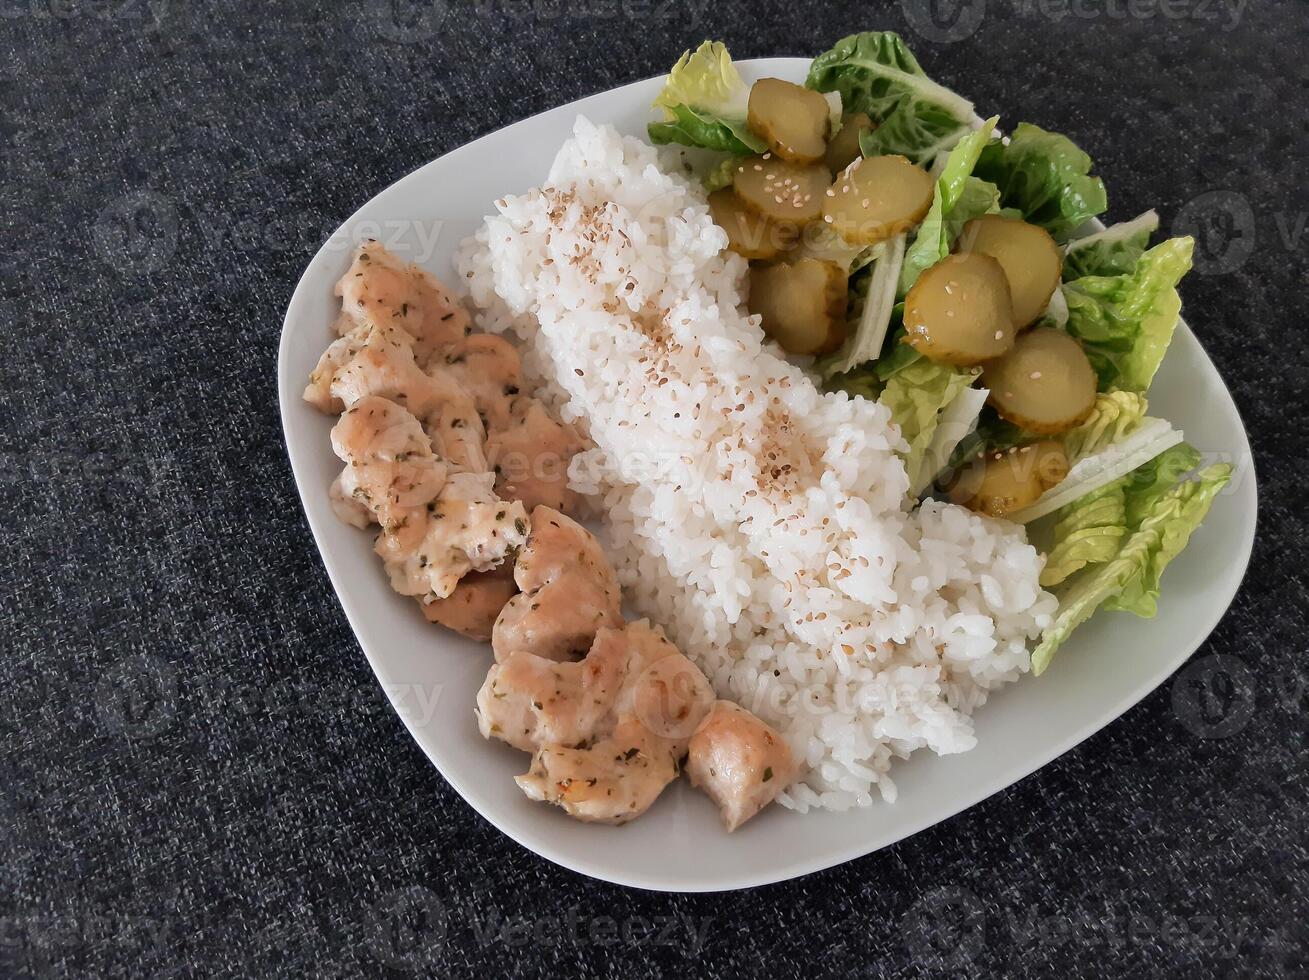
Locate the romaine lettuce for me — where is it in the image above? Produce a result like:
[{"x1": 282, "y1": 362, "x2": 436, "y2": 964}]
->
[
  {"x1": 1063, "y1": 236, "x2": 1194, "y2": 392},
  {"x1": 1119, "y1": 443, "x2": 1203, "y2": 528},
  {"x1": 914, "y1": 385, "x2": 989, "y2": 495},
  {"x1": 702, "y1": 156, "x2": 740, "y2": 193},
  {"x1": 1040, "y1": 480, "x2": 1128, "y2": 587},
  {"x1": 817, "y1": 233, "x2": 906, "y2": 378},
  {"x1": 1061, "y1": 390, "x2": 1149, "y2": 462},
  {"x1": 973, "y1": 123, "x2": 1107, "y2": 240},
  {"x1": 1063, "y1": 210, "x2": 1159, "y2": 280},
  {"x1": 1010, "y1": 416, "x2": 1183, "y2": 524},
  {"x1": 898, "y1": 116, "x2": 1001, "y2": 297},
  {"x1": 877, "y1": 358, "x2": 978, "y2": 492},
  {"x1": 1031, "y1": 461, "x2": 1231, "y2": 673},
  {"x1": 649, "y1": 41, "x2": 766, "y2": 154},
  {"x1": 1040, "y1": 443, "x2": 1203, "y2": 588},
  {"x1": 806, "y1": 31, "x2": 975, "y2": 165}
]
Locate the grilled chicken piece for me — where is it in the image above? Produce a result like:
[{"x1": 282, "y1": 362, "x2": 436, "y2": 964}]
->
[
  {"x1": 329, "y1": 396, "x2": 447, "y2": 529},
  {"x1": 476, "y1": 627, "x2": 629, "y2": 752},
  {"x1": 329, "y1": 473, "x2": 373, "y2": 529},
  {"x1": 307, "y1": 241, "x2": 472, "y2": 412},
  {"x1": 686, "y1": 701, "x2": 797, "y2": 831},
  {"x1": 329, "y1": 323, "x2": 488, "y2": 473},
  {"x1": 420, "y1": 567, "x2": 517, "y2": 642},
  {"x1": 486, "y1": 398, "x2": 588, "y2": 515},
  {"x1": 336, "y1": 240, "x2": 470, "y2": 366},
  {"x1": 442, "y1": 333, "x2": 523, "y2": 433},
  {"x1": 305, "y1": 331, "x2": 368, "y2": 414},
  {"x1": 510, "y1": 621, "x2": 715, "y2": 825},
  {"x1": 516, "y1": 721, "x2": 682, "y2": 826},
  {"x1": 375, "y1": 471, "x2": 528, "y2": 600},
  {"x1": 330, "y1": 397, "x2": 527, "y2": 600},
  {"x1": 492, "y1": 506, "x2": 622, "y2": 663}
]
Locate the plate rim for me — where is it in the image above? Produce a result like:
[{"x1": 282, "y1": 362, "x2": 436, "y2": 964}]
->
[{"x1": 277, "y1": 57, "x2": 1259, "y2": 892}]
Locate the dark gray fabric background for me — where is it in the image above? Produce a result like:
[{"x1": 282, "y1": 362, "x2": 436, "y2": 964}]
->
[{"x1": 2, "y1": 0, "x2": 1306, "y2": 976}]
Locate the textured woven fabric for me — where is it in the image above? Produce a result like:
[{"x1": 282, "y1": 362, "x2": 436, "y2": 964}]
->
[{"x1": 2, "y1": 1, "x2": 1306, "y2": 976}]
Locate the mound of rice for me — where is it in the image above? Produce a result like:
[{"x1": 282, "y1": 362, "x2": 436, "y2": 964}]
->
[{"x1": 457, "y1": 117, "x2": 1056, "y2": 811}]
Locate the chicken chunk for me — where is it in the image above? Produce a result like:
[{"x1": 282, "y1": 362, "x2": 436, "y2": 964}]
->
[
  {"x1": 329, "y1": 396, "x2": 447, "y2": 529},
  {"x1": 420, "y1": 567, "x2": 517, "y2": 642},
  {"x1": 516, "y1": 721, "x2": 681, "y2": 826},
  {"x1": 510, "y1": 621, "x2": 715, "y2": 825},
  {"x1": 329, "y1": 323, "x2": 488, "y2": 473},
  {"x1": 336, "y1": 240, "x2": 470, "y2": 366},
  {"x1": 441, "y1": 333, "x2": 523, "y2": 433},
  {"x1": 476, "y1": 627, "x2": 629, "y2": 752},
  {"x1": 486, "y1": 397, "x2": 588, "y2": 514},
  {"x1": 491, "y1": 506, "x2": 622, "y2": 663},
  {"x1": 329, "y1": 472, "x2": 373, "y2": 529},
  {"x1": 304, "y1": 330, "x2": 367, "y2": 414},
  {"x1": 331, "y1": 397, "x2": 526, "y2": 600},
  {"x1": 686, "y1": 700, "x2": 797, "y2": 832},
  {"x1": 375, "y1": 471, "x2": 529, "y2": 600}
]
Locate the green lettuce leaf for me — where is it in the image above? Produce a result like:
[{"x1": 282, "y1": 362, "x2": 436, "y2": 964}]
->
[
  {"x1": 973, "y1": 123, "x2": 1107, "y2": 240},
  {"x1": 878, "y1": 358, "x2": 976, "y2": 491},
  {"x1": 1120, "y1": 443, "x2": 1203, "y2": 528},
  {"x1": 1063, "y1": 236, "x2": 1193, "y2": 392},
  {"x1": 1060, "y1": 391, "x2": 1149, "y2": 462},
  {"x1": 1063, "y1": 210, "x2": 1159, "y2": 280},
  {"x1": 648, "y1": 41, "x2": 765, "y2": 154},
  {"x1": 1040, "y1": 480, "x2": 1128, "y2": 588},
  {"x1": 817, "y1": 234, "x2": 906, "y2": 378},
  {"x1": 1031, "y1": 460, "x2": 1231, "y2": 674},
  {"x1": 806, "y1": 31, "x2": 974, "y2": 165},
  {"x1": 1102, "y1": 462, "x2": 1231, "y2": 617},
  {"x1": 702, "y1": 155, "x2": 740, "y2": 193},
  {"x1": 898, "y1": 116, "x2": 1000, "y2": 297},
  {"x1": 874, "y1": 324, "x2": 921, "y2": 381},
  {"x1": 1040, "y1": 444, "x2": 1202, "y2": 588}
]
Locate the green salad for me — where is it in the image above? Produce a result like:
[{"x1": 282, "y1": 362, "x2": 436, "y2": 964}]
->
[{"x1": 648, "y1": 32, "x2": 1231, "y2": 674}]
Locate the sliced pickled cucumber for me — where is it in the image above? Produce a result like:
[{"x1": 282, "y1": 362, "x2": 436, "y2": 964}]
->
[
  {"x1": 732, "y1": 155, "x2": 831, "y2": 228},
  {"x1": 983, "y1": 328, "x2": 1097, "y2": 434},
  {"x1": 824, "y1": 111, "x2": 874, "y2": 175},
  {"x1": 950, "y1": 437, "x2": 1072, "y2": 518},
  {"x1": 1030, "y1": 439, "x2": 1070, "y2": 489},
  {"x1": 958, "y1": 215, "x2": 1062, "y2": 327},
  {"x1": 747, "y1": 77, "x2": 831, "y2": 164},
  {"x1": 952, "y1": 448, "x2": 1046, "y2": 519},
  {"x1": 708, "y1": 188, "x2": 795, "y2": 260},
  {"x1": 903, "y1": 253, "x2": 1015, "y2": 365},
  {"x1": 749, "y1": 258, "x2": 847, "y2": 356},
  {"x1": 821, "y1": 154, "x2": 934, "y2": 246}
]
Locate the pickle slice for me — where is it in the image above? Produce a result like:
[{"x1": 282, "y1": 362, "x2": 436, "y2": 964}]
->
[
  {"x1": 732, "y1": 155, "x2": 831, "y2": 228},
  {"x1": 820, "y1": 154, "x2": 934, "y2": 246},
  {"x1": 749, "y1": 258, "x2": 847, "y2": 356},
  {"x1": 747, "y1": 77, "x2": 831, "y2": 164},
  {"x1": 983, "y1": 328, "x2": 1097, "y2": 434},
  {"x1": 958, "y1": 214, "x2": 1062, "y2": 328},
  {"x1": 903, "y1": 253, "x2": 1015, "y2": 365}
]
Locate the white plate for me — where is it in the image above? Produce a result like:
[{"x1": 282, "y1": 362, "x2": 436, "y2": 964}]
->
[{"x1": 278, "y1": 58, "x2": 1257, "y2": 892}]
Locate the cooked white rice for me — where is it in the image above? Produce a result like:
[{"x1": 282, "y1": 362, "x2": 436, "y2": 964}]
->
[{"x1": 456, "y1": 117, "x2": 1057, "y2": 811}]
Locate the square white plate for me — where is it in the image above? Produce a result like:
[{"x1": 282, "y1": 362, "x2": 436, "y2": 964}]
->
[{"x1": 277, "y1": 58, "x2": 1257, "y2": 892}]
